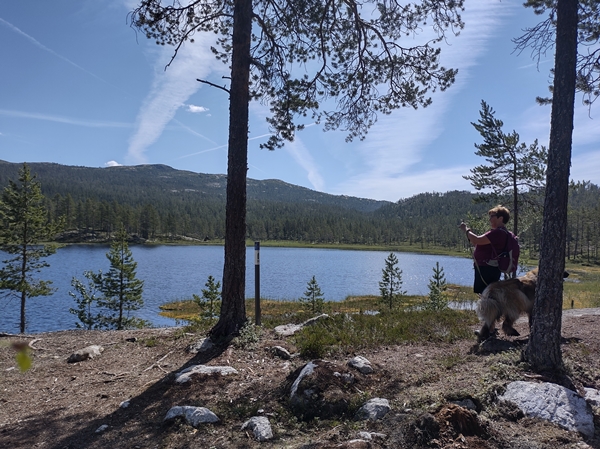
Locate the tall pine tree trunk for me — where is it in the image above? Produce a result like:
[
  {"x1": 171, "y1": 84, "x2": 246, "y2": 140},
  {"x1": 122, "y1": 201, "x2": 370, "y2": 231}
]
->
[
  {"x1": 20, "y1": 245, "x2": 27, "y2": 333},
  {"x1": 210, "y1": 0, "x2": 252, "y2": 339},
  {"x1": 524, "y1": 0, "x2": 578, "y2": 373}
]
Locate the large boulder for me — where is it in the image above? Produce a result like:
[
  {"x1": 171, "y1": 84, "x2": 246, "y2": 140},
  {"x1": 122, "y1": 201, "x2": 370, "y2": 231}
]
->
[
  {"x1": 241, "y1": 416, "x2": 273, "y2": 441},
  {"x1": 164, "y1": 406, "x2": 219, "y2": 427},
  {"x1": 175, "y1": 364, "x2": 238, "y2": 384},
  {"x1": 67, "y1": 345, "x2": 104, "y2": 363},
  {"x1": 499, "y1": 381, "x2": 594, "y2": 438}
]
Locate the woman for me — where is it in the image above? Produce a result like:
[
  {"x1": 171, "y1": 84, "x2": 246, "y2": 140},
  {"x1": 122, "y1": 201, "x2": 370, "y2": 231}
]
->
[{"x1": 459, "y1": 205, "x2": 511, "y2": 294}]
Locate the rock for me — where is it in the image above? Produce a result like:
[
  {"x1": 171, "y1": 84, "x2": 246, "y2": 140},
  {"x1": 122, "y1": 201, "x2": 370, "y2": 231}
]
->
[
  {"x1": 584, "y1": 387, "x2": 600, "y2": 407},
  {"x1": 241, "y1": 416, "x2": 273, "y2": 441},
  {"x1": 499, "y1": 381, "x2": 594, "y2": 438},
  {"x1": 164, "y1": 406, "x2": 219, "y2": 427},
  {"x1": 272, "y1": 345, "x2": 291, "y2": 360},
  {"x1": 95, "y1": 424, "x2": 108, "y2": 433},
  {"x1": 187, "y1": 337, "x2": 214, "y2": 354},
  {"x1": 355, "y1": 398, "x2": 390, "y2": 421},
  {"x1": 175, "y1": 364, "x2": 238, "y2": 384},
  {"x1": 67, "y1": 345, "x2": 104, "y2": 363},
  {"x1": 274, "y1": 323, "x2": 303, "y2": 337},
  {"x1": 348, "y1": 356, "x2": 373, "y2": 374},
  {"x1": 120, "y1": 400, "x2": 130, "y2": 408}
]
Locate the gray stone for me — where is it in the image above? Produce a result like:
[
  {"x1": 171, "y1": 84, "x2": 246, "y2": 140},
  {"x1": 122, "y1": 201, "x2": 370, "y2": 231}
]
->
[
  {"x1": 355, "y1": 398, "x2": 390, "y2": 421},
  {"x1": 67, "y1": 345, "x2": 104, "y2": 363},
  {"x1": 164, "y1": 406, "x2": 219, "y2": 427},
  {"x1": 584, "y1": 387, "x2": 600, "y2": 407},
  {"x1": 348, "y1": 356, "x2": 373, "y2": 374},
  {"x1": 175, "y1": 364, "x2": 238, "y2": 384},
  {"x1": 241, "y1": 416, "x2": 273, "y2": 441},
  {"x1": 95, "y1": 424, "x2": 108, "y2": 433},
  {"x1": 274, "y1": 323, "x2": 303, "y2": 337},
  {"x1": 499, "y1": 381, "x2": 594, "y2": 438},
  {"x1": 187, "y1": 337, "x2": 214, "y2": 354}
]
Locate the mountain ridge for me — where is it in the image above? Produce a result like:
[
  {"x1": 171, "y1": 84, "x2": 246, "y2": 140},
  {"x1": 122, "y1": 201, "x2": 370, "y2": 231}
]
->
[{"x1": 0, "y1": 160, "x2": 390, "y2": 213}]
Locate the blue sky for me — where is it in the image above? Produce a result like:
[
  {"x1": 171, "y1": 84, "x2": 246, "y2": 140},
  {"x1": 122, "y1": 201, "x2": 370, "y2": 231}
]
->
[{"x1": 1, "y1": 1, "x2": 599, "y2": 202}]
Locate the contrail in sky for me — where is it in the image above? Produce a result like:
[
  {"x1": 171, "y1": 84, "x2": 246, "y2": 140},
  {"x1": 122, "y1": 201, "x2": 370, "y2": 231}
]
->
[{"x1": 0, "y1": 16, "x2": 119, "y2": 89}]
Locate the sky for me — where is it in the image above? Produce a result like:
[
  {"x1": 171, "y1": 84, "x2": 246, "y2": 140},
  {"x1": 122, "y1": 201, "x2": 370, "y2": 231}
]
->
[{"x1": 1, "y1": 1, "x2": 599, "y2": 203}]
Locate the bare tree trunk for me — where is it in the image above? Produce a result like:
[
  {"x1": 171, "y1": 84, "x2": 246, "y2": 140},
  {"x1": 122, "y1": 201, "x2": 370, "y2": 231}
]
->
[
  {"x1": 20, "y1": 244, "x2": 27, "y2": 334},
  {"x1": 211, "y1": 0, "x2": 252, "y2": 339},
  {"x1": 524, "y1": 0, "x2": 578, "y2": 373},
  {"x1": 513, "y1": 167, "x2": 518, "y2": 236}
]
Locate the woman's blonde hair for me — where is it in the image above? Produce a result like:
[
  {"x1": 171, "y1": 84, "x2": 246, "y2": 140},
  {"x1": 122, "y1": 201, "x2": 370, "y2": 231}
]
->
[{"x1": 489, "y1": 205, "x2": 510, "y2": 224}]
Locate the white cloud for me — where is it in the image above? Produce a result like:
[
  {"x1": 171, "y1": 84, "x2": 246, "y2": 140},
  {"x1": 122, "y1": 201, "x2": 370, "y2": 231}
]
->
[
  {"x1": 187, "y1": 104, "x2": 209, "y2": 113},
  {"x1": 0, "y1": 109, "x2": 131, "y2": 128},
  {"x1": 334, "y1": 165, "x2": 474, "y2": 201},
  {"x1": 285, "y1": 137, "x2": 325, "y2": 192},
  {"x1": 335, "y1": 0, "x2": 515, "y2": 201},
  {"x1": 105, "y1": 160, "x2": 122, "y2": 167},
  {"x1": 127, "y1": 32, "x2": 221, "y2": 164}
]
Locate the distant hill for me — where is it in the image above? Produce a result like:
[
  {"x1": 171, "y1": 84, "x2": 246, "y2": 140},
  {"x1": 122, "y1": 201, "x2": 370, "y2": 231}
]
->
[
  {"x1": 2, "y1": 160, "x2": 598, "y2": 261},
  {"x1": 0, "y1": 161, "x2": 389, "y2": 213}
]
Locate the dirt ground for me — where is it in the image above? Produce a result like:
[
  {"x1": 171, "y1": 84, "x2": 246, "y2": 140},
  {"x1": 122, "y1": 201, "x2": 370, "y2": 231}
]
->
[{"x1": 1, "y1": 310, "x2": 600, "y2": 449}]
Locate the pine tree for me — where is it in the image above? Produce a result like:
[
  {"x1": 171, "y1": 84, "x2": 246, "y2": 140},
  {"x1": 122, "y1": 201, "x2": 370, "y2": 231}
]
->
[
  {"x1": 300, "y1": 275, "x2": 325, "y2": 314},
  {"x1": 464, "y1": 100, "x2": 547, "y2": 236},
  {"x1": 379, "y1": 253, "x2": 406, "y2": 311},
  {"x1": 423, "y1": 262, "x2": 448, "y2": 311},
  {"x1": 0, "y1": 163, "x2": 62, "y2": 333},
  {"x1": 95, "y1": 226, "x2": 145, "y2": 330}
]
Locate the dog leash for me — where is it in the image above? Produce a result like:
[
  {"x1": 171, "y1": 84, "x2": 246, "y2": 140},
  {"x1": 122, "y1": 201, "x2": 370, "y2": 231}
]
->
[{"x1": 464, "y1": 228, "x2": 489, "y2": 288}]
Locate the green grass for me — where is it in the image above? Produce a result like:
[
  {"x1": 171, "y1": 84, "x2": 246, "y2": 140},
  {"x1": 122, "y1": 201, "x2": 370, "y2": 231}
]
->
[
  {"x1": 563, "y1": 263, "x2": 600, "y2": 309},
  {"x1": 292, "y1": 309, "x2": 479, "y2": 358}
]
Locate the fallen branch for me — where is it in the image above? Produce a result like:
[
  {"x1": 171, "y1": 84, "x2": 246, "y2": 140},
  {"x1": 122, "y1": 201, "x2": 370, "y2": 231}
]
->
[
  {"x1": 28, "y1": 339, "x2": 44, "y2": 350},
  {"x1": 143, "y1": 350, "x2": 174, "y2": 372}
]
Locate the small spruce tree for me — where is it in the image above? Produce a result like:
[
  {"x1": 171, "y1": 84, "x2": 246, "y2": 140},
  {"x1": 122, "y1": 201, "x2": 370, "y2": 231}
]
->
[
  {"x1": 423, "y1": 262, "x2": 448, "y2": 311},
  {"x1": 95, "y1": 226, "x2": 145, "y2": 330},
  {"x1": 300, "y1": 275, "x2": 325, "y2": 314},
  {"x1": 195, "y1": 275, "x2": 221, "y2": 319},
  {"x1": 379, "y1": 253, "x2": 406, "y2": 311}
]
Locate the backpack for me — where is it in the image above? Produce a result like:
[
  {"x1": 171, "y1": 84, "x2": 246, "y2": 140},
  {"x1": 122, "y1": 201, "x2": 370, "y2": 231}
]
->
[{"x1": 494, "y1": 228, "x2": 520, "y2": 276}]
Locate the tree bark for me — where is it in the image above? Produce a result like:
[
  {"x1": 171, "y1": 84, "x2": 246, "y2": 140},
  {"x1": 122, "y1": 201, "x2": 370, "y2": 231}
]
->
[
  {"x1": 524, "y1": 0, "x2": 578, "y2": 373},
  {"x1": 210, "y1": 0, "x2": 253, "y2": 339}
]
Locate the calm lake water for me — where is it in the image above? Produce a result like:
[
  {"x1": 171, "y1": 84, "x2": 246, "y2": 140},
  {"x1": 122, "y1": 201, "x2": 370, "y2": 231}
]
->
[{"x1": 0, "y1": 245, "x2": 475, "y2": 334}]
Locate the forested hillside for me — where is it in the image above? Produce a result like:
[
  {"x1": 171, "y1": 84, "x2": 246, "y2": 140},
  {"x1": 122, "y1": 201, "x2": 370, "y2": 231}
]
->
[{"x1": 0, "y1": 161, "x2": 598, "y2": 262}]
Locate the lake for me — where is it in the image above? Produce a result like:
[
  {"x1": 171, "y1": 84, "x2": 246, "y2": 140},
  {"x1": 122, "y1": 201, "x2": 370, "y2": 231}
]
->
[{"x1": 0, "y1": 245, "x2": 476, "y2": 333}]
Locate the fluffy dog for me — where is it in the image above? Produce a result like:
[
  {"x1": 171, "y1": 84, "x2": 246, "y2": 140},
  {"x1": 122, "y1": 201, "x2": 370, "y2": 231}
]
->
[{"x1": 476, "y1": 268, "x2": 569, "y2": 342}]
